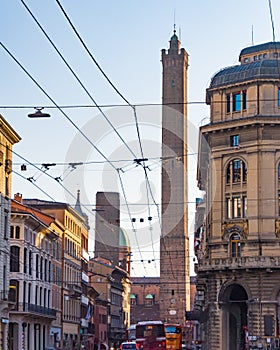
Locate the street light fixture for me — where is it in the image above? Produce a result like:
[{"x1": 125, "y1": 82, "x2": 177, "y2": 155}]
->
[{"x1": 28, "y1": 107, "x2": 50, "y2": 118}]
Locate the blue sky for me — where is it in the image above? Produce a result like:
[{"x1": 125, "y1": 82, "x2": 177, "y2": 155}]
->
[{"x1": 1, "y1": 0, "x2": 279, "y2": 276}]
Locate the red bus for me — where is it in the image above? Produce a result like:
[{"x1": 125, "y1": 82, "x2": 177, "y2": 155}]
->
[
  {"x1": 164, "y1": 324, "x2": 182, "y2": 350},
  {"x1": 136, "y1": 321, "x2": 166, "y2": 350}
]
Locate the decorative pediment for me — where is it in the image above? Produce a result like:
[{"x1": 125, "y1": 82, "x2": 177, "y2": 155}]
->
[{"x1": 222, "y1": 220, "x2": 248, "y2": 240}]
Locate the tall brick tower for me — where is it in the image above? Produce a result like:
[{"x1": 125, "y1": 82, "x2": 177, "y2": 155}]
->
[{"x1": 160, "y1": 30, "x2": 190, "y2": 329}]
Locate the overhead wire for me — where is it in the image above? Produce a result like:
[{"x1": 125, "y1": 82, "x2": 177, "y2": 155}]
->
[
  {"x1": 18, "y1": 0, "x2": 161, "y2": 274},
  {"x1": 2, "y1": 98, "x2": 280, "y2": 109},
  {"x1": 53, "y1": 0, "x2": 161, "y2": 272},
  {"x1": 20, "y1": 0, "x2": 138, "y2": 160},
  {"x1": 13, "y1": 170, "x2": 56, "y2": 202},
  {"x1": 55, "y1": 0, "x2": 133, "y2": 109}
]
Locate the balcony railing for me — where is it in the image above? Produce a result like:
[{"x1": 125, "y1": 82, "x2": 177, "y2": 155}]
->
[
  {"x1": 11, "y1": 302, "x2": 56, "y2": 318},
  {"x1": 198, "y1": 255, "x2": 280, "y2": 272}
]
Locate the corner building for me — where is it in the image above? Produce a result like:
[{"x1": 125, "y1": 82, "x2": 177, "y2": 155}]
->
[
  {"x1": 196, "y1": 42, "x2": 280, "y2": 349},
  {"x1": 160, "y1": 30, "x2": 190, "y2": 332}
]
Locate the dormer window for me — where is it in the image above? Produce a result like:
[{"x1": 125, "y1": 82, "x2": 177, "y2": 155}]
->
[
  {"x1": 226, "y1": 91, "x2": 247, "y2": 113},
  {"x1": 145, "y1": 293, "x2": 154, "y2": 306},
  {"x1": 233, "y1": 93, "x2": 241, "y2": 112}
]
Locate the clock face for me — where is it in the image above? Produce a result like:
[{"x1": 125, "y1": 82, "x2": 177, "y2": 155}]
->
[{"x1": 170, "y1": 298, "x2": 175, "y2": 304}]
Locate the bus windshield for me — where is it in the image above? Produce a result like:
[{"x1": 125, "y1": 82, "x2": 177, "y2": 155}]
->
[
  {"x1": 165, "y1": 325, "x2": 181, "y2": 334},
  {"x1": 136, "y1": 322, "x2": 166, "y2": 350},
  {"x1": 136, "y1": 324, "x2": 165, "y2": 338},
  {"x1": 164, "y1": 324, "x2": 182, "y2": 350}
]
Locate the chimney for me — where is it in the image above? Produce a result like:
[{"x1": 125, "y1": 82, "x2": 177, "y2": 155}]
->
[{"x1": 14, "y1": 193, "x2": 23, "y2": 203}]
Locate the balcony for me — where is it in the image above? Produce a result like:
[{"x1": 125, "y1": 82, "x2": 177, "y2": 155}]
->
[
  {"x1": 10, "y1": 302, "x2": 56, "y2": 318},
  {"x1": 80, "y1": 295, "x2": 89, "y2": 305},
  {"x1": 82, "y1": 249, "x2": 89, "y2": 261},
  {"x1": 198, "y1": 255, "x2": 280, "y2": 272},
  {"x1": 80, "y1": 318, "x2": 89, "y2": 328},
  {"x1": 82, "y1": 272, "x2": 89, "y2": 283}
]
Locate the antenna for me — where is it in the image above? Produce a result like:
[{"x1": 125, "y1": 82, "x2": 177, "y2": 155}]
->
[
  {"x1": 173, "y1": 9, "x2": 176, "y2": 32},
  {"x1": 251, "y1": 25, "x2": 254, "y2": 45},
  {"x1": 268, "y1": 0, "x2": 276, "y2": 42}
]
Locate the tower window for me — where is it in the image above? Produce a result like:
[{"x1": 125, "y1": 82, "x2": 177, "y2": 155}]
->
[
  {"x1": 171, "y1": 79, "x2": 175, "y2": 88},
  {"x1": 278, "y1": 88, "x2": 280, "y2": 107}
]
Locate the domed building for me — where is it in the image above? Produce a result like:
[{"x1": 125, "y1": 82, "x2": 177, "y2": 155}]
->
[{"x1": 196, "y1": 42, "x2": 280, "y2": 350}]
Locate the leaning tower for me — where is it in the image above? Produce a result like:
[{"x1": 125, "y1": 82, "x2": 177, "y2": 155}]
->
[{"x1": 160, "y1": 30, "x2": 190, "y2": 332}]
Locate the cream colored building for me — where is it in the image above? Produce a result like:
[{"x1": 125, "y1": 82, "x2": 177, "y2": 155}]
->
[
  {"x1": 24, "y1": 197, "x2": 89, "y2": 350},
  {"x1": 196, "y1": 42, "x2": 280, "y2": 350},
  {"x1": 10, "y1": 195, "x2": 62, "y2": 350},
  {"x1": 0, "y1": 115, "x2": 20, "y2": 350}
]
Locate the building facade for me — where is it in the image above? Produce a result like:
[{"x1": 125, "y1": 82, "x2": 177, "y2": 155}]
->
[
  {"x1": 24, "y1": 196, "x2": 90, "y2": 350},
  {"x1": 10, "y1": 194, "x2": 61, "y2": 350},
  {"x1": 0, "y1": 115, "x2": 21, "y2": 350},
  {"x1": 196, "y1": 42, "x2": 280, "y2": 350},
  {"x1": 89, "y1": 258, "x2": 130, "y2": 349},
  {"x1": 160, "y1": 30, "x2": 190, "y2": 331}
]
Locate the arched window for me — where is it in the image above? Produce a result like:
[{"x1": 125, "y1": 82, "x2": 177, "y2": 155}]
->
[
  {"x1": 9, "y1": 279, "x2": 19, "y2": 303},
  {"x1": 230, "y1": 233, "x2": 241, "y2": 257},
  {"x1": 29, "y1": 251, "x2": 32, "y2": 275},
  {"x1": 145, "y1": 294, "x2": 154, "y2": 306},
  {"x1": 24, "y1": 248, "x2": 27, "y2": 274},
  {"x1": 15, "y1": 226, "x2": 20, "y2": 239},
  {"x1": 36, "y1": 254, "x2": 39, "y2": 278},
  {"x1": 226, "y1": 159, "x2": 247, "y2": 184},
  {"x1": 130, "y1": 293, "x2": 137, "y2": 306},
  {"x1": 10, "y1": 246, "x2": 20, "y2": 272}
]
